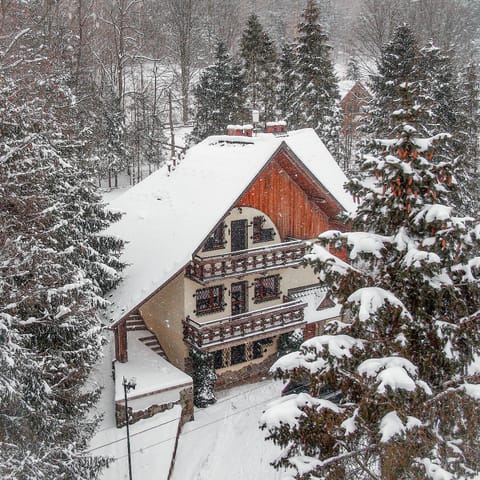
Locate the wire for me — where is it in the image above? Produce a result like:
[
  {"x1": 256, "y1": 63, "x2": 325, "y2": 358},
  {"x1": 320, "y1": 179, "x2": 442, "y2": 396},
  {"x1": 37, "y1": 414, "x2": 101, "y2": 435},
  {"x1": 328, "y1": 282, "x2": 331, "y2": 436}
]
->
[
  {"x1": 89, "y1": 380, "x2": 282, "y2": 453},
  {"x1": 113, "y1": 392, "x2": 279, "y2": 460},
  {"x1": 86, "y1": 416, "x2": 180, "y2": 453}
]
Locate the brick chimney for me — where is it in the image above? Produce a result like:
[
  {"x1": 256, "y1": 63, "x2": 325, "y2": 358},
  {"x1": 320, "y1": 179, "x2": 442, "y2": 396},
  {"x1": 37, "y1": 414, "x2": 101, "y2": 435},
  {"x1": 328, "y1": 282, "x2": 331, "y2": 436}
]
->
[
  {"x1": 265, "y1": 121, "x2": 287, "y2": 134},
  {"x1": 226, "y1": 124, "x2": 253, "y2": 137}
]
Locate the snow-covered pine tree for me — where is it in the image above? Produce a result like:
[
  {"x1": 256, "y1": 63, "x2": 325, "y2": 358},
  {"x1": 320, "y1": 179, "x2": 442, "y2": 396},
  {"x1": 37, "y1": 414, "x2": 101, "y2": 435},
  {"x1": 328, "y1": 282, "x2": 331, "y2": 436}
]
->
[
  {"x1": 0, "y1": 6, "x2": 124, "y2": 477},
  {"x1": 346, "y1": 55, "x2": 361, "y2": 81},
  {"x1": 291, "y1": 0, "x2": 342, "y2": 157},
  {"x1": 240, "y1": 14, "x2": 278, "y2": 121},
  {"x1": 277, "y1": 42, "x2": 301, "y2": 128},
  {"x1": 365, "y1": 23, "x2": 420, "y2": 138},
  {"x1": 261, "y1": 66, "x2": 480, "y2": 480},
  {"x1": 94, "y1": 81, "x2": 131, "y2": 188},
  {"x1": 455, "y1": 60, "x2": 480, "y2": 217},
  {"x1": 189, "y1": 41, "x2": 246, "y2": 144}
]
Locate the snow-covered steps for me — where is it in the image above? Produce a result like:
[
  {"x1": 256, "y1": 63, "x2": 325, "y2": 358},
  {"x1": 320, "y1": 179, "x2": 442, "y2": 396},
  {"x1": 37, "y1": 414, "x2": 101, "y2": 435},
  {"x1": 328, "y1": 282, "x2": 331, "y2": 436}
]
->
[
  {"x1": 125, "y1": 312, "x2": 146, "y2": 331},
  {"x1": 138, "y1": 334, "x2": 168, "y2": 359}
]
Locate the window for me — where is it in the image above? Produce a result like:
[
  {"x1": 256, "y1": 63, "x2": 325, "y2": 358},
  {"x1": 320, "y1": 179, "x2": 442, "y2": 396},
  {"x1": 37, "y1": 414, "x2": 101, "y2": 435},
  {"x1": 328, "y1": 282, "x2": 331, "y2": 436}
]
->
[
  {"x1": 214, "y1": 350, "x2": 225, "y2": 369},
  {"x1": 231, "y1": 219, "x2": 248, "y2": 251},
  {"x1": 254, "y1": 275, "x2": 280, "y2": 303},
  {"x1": 252, "y1": 341, "x2": 263, "y2": 359},
  {"x1": 231, "y1": 281, "x2": 248, "y2": 316},
  {"x1": 203, "y1": 223, "x2": 225, "y2": 251},
  {"x1": 252, "y1": 216, "x2": 275, "y2": 243},
  {"x1": 231, "y1": 344, "x2": 246, "y2": 365},
  {"x1": 195, "y1": 286, "x2": 224, "y2": 315}
]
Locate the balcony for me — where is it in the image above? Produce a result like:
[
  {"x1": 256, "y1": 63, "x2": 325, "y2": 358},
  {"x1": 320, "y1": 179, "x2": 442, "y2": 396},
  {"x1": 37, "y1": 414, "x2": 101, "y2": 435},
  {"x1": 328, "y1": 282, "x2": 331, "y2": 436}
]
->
[
  {"x1": 185, "y1": 239, "x2": 308, "y2": 283},
  {"x1": 183, "y1": 299, "x2": 307, "y2": 350}
]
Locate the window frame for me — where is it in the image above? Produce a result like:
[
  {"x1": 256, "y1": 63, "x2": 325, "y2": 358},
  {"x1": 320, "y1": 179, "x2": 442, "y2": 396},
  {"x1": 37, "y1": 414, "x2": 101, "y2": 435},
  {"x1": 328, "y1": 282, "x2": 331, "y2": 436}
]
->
[
  {"x1": 253, "y1": 275, "x2": 281, "y2": 303},
  {"x1": 231, "y1": 344, "x2": 246, "y2": 365},
  {"x1": 252, "y1": 215, "x2": 275, "y2": 243},
  {"x1": 195, "y1": 285, "x2": 225, "y2": 316},
  {"x1": 203, "y1": 223, "x2": 226, "y2": 251}
]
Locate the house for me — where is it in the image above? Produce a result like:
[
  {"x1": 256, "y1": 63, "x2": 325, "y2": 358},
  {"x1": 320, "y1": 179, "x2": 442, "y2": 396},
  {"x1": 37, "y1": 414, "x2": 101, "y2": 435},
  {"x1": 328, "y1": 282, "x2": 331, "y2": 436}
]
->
[
  {"x1": 339, "y1": 80, "x2": 371, "y2": 171},
  {"x1": 105, "y1": 127, "x2": 354, "y2": 423}
]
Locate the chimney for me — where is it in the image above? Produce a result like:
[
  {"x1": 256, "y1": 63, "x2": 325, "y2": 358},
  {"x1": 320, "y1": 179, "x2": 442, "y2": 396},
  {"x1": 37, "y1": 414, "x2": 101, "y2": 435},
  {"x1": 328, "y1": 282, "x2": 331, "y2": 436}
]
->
[
  {"x1": 226, "y1": 124, "x2": 253, "y2": 137},
  {"x1": 265, "y1": 121, "x2": 287, "y2": 135}
]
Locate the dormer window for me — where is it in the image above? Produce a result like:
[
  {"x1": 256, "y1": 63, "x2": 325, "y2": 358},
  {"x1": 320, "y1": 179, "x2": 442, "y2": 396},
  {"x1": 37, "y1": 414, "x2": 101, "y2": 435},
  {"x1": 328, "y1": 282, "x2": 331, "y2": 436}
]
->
[
  {"x1": 203, "y1": 223, "x2": 225, "y2": 251},
  {"x1": 252, "y1": 216, "x2": 275, "y2": 243}
]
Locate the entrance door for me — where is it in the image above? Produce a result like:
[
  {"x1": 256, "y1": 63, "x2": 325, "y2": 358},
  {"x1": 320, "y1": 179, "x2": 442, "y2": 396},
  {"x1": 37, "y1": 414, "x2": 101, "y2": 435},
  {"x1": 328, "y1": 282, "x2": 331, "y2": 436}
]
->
[
  {"x1": 231, "y1": 281, "x2": 248, "y2": 316},
  {"x1": 231, "y1": 219, "x2": 248, "y2": 252}
]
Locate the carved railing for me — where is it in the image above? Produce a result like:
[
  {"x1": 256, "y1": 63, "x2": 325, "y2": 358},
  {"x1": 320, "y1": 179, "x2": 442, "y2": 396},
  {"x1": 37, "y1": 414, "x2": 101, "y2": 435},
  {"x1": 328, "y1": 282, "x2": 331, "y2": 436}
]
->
[
  {"x1": 183, "y1": 299, "x2": 307, "y2": 349},
  {"x1": 186, "y1": 239, "x2": 308, "y2": 283}
]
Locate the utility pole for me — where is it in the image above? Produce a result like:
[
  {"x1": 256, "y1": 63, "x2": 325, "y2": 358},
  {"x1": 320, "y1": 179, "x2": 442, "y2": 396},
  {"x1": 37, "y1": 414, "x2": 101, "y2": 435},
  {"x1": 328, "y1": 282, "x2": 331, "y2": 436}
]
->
[{"x1": 123, "y1": 377, "x2": 136, "y2": 480}]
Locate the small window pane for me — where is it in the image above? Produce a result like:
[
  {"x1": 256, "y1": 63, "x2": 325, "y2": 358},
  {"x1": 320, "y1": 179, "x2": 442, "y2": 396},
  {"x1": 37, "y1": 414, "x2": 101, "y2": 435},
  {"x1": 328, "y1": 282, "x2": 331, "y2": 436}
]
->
[
  {"x1": 252, "y1": 341, "x2": 263, "y2": 359},
  {"x1": 254, "y1": 275, "x2": 280, "y2": 303},
  {"x1": 203, "y1": 223, "x2": 225, "y2": 251},
  {"x1": 252, "y1": 216, "x2": 274, "y2": 243},
  {"x1": 214, "y1": 350, "x2": 224, "y2": 369},
  {"x1": 196, "y1": 286, "x2": 224, "y2": 315},
  {"x1": 231, "y1": 344, "x2": 246, "y2": 365}
]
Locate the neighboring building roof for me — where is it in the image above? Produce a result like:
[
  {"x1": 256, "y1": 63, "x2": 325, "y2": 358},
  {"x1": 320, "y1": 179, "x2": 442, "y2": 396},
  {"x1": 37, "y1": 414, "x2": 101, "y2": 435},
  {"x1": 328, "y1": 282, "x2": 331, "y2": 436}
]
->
[
  {"x1": 339, "y1": 80, "x2": 372, "y2": 108},
  {"x1": 104, "y1": 129, "x2": 354, "y2": 325},
  {"x1": 338, "y1": 79, "x2": 356, "y2": 100}
]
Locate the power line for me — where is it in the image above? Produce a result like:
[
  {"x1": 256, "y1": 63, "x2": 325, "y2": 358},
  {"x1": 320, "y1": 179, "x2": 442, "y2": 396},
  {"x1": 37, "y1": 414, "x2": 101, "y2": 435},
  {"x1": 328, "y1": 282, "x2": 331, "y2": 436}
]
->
[
  {"x1": 86, "y1": 416, "x2": 180, "y2": 453},
  {"x1": 113, "y1": 393, "x2": 279, "y2": 461}
]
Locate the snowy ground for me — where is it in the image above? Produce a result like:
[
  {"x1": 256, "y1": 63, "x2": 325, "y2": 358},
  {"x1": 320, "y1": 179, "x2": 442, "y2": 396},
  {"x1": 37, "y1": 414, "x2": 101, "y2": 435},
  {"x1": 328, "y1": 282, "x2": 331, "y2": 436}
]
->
[
  {"x1": 90, "y1": 335, "x2": 290, "y2": 480},
  {"x1": 171, "y1": 379, "x2": 292, "y2": 480},
  {"x1": 88, "y1": 336, "x2": 184, "y2": 480}
]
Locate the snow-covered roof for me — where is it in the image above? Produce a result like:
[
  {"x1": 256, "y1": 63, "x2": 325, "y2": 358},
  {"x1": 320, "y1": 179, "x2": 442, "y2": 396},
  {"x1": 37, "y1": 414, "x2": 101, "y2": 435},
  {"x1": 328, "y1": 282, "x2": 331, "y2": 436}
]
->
[
  {"x1": 105, "y1": 129, "x2": 354, "y2": 324},
  {"x1": 114, "y1": 331, "x2": 192, "y2": 402},
  {"x1": 338, "y1": 79, "x2": 356, "y2": 100}
]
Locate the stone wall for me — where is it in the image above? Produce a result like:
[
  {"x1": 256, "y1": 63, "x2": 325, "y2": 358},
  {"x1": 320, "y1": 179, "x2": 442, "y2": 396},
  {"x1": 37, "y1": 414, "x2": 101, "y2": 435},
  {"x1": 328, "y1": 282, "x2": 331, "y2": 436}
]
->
[
  {"x1": 115, "y1": 386, "x2": 194, "y2": 428},
  {"x1": 215, "y1": 353, "x2": 277, "y2": 390}
]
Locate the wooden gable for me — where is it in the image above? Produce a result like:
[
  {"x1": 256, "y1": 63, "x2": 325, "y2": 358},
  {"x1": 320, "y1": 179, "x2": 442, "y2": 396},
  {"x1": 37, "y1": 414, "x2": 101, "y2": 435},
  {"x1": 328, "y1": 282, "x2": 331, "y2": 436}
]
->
[{"x1": 236, "y1": 145, "x2": 346, "y2": 240}]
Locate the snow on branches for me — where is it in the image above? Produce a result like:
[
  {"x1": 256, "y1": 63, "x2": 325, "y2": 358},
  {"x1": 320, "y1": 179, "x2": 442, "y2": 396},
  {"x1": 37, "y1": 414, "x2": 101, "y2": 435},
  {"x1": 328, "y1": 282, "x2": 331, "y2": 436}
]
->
[{"x1": 262, "y1": 101, "x2": 480, "y2": 478}]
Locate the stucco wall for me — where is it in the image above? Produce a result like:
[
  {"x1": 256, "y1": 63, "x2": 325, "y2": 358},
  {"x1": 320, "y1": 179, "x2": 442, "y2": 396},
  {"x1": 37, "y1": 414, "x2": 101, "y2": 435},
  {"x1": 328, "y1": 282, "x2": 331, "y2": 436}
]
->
[
  {"x1": 195, "y1": 206, "x2": 280, "y2": 258},
  {"x1": 140, "y1": 272, "x2": 188, "y2": 370}
]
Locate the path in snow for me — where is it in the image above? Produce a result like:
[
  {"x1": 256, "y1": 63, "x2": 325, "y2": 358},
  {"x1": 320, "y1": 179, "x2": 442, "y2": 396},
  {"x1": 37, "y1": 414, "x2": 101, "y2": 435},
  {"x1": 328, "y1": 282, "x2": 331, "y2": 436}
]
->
[{"x1": 171, "y1": 379, "x2": 291, "y2": 480}]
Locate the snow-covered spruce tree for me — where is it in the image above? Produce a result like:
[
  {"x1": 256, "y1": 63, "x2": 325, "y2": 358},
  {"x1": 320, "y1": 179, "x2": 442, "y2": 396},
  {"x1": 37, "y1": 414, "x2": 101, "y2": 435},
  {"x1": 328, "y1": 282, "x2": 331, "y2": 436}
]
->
[
  {"x1": 277, "y1": 42, "x2": 302, "y2": 128},
  {"x1": 93, "y1": 81, "x2": 131, "y2": 188},
  {"x1": 364, "y1": 23, "x2": 420, "y2": 138},
  {"x1": 455, "y1": 60, "x2": 480, "y2": 217},
  {"x1": 240, "y1": 14, "x2": 278, "y2": 121},
  {"x1": 189, "y1": 41, "x2": 247, "y2": 144},
  {"x1": 291, "y1": 0, "x2": 342, "y2": 157},
  {"x1": 346, "y1": 56, "x2": 361, "y2": 82},
  {"x1": 0, "y1": 11, "x2": 124, "y2": 478},
  {"x1": 416, "y1": 42, "x2": 478, "y2": 220},
  {"x1": 261, "y1": 89, "x2": 480, "y2": 479}
]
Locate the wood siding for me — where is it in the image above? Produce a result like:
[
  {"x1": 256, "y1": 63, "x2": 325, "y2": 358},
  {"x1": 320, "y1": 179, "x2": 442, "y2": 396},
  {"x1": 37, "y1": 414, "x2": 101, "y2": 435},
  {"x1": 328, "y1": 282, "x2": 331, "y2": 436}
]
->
[{"x1": 236, "y1": 150, "x2": 343, "y2": 240}]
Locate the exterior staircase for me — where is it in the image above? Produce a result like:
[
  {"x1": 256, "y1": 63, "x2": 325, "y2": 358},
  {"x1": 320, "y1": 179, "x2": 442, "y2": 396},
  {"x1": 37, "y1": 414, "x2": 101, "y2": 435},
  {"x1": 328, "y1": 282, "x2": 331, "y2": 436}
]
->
[
  {"x1": 125, "y1": 311, "x2": 167, "y2": 360},
  {"x1": 138, "y1": 334, "x2": 168, "y2": 360},
  {"x1": 125, "y1": 312, "x2": 146, "y2": 331}
]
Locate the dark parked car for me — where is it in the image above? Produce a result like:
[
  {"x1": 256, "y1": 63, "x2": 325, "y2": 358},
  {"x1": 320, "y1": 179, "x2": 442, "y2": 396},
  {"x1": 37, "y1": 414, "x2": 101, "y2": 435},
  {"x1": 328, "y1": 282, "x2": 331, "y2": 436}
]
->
[{"x1": 281, "y1": 379, "x2": 342, "y2": 403}]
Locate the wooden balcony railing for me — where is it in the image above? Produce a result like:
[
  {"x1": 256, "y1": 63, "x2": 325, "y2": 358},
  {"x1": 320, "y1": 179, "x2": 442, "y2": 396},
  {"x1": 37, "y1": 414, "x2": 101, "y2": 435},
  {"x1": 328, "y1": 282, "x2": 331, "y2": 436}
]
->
[
  {"x1": 186, "y1": 239, "x2": 308, "y2": 283},
  {"x1": 183, "y1": 299, "x2": 307, "y2": 349}
]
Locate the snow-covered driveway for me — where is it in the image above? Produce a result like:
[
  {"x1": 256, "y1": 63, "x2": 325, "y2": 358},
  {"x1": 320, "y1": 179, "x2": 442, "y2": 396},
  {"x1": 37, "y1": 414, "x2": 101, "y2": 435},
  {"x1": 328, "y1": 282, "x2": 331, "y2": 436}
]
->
[{"x1": 171, "y1": 379, "x2": 289, "y2": 480}]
